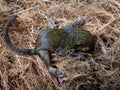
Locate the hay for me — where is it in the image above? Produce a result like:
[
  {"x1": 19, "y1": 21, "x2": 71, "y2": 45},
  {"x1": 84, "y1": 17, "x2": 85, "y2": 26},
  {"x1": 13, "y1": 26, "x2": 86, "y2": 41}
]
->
[{"x1": 0, "y1": 0, "x2": 120, "y2": 90}]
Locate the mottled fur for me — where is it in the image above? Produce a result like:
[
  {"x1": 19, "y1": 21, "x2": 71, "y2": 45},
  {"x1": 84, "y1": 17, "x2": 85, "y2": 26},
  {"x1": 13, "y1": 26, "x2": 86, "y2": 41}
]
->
[{"x1": 3, "y1": 15, "x2": 95, "y2": 83}]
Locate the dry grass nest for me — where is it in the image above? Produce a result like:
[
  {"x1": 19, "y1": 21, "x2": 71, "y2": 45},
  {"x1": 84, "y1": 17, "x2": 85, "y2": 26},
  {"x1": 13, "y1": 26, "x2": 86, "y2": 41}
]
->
[{"x1": 0, "y1": 0, "x2": 120, "y2": 90}]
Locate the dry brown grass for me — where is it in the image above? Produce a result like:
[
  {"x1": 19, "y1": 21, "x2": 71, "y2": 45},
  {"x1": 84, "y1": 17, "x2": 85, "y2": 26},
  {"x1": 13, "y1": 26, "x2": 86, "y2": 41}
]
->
[{"x1": 0, "y1": 0, "x2": 120, "y2": 90}]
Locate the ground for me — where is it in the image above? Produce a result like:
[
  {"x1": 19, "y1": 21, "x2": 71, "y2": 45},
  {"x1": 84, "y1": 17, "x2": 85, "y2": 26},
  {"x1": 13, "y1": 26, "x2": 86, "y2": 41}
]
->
[{"x1": 0, "y1": 0, "x2": 120, "y2": 90}]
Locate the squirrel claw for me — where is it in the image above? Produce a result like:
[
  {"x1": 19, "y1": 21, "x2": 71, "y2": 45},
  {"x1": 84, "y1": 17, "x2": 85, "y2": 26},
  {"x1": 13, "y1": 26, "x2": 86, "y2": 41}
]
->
[
  {"x1": 57, "y1": 71, "x2": 64, "y2": 84},
  {"x1": 49, "y1": 67, "x2": 64, "y2": 83}
]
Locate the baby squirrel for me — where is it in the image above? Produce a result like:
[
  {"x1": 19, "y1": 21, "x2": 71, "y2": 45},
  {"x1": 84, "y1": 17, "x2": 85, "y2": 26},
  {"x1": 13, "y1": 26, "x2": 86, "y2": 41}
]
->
[{"x1": 3, "y1": 15, "x2": 95, "y2": 83}]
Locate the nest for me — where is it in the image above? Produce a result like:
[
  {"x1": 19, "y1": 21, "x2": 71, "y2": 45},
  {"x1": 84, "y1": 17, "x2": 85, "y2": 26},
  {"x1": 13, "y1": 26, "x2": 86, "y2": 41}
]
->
[{"x1": 0, "y1": 0, "x2": 120, "y2": 90}]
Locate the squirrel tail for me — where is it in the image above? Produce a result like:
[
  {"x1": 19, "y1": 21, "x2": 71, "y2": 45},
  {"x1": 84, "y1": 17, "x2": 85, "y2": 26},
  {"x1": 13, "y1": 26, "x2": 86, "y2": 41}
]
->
[{"x1": 3, "y1": 15, "x2": 35, "y2": 55}]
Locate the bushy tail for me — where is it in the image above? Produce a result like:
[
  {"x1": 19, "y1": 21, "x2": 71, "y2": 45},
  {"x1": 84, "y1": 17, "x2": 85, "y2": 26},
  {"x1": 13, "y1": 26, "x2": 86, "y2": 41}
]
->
[{"x1": 3, "y1": 15, "x2": 35, "y2": 55}]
